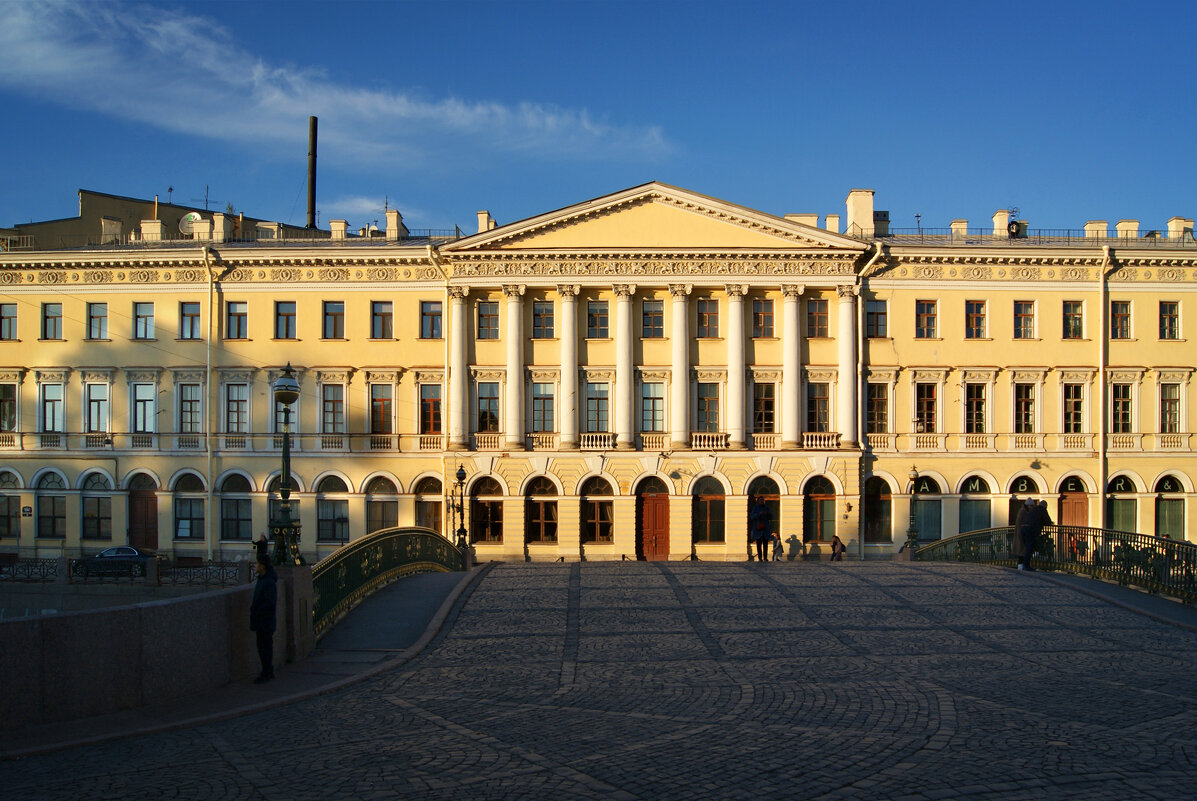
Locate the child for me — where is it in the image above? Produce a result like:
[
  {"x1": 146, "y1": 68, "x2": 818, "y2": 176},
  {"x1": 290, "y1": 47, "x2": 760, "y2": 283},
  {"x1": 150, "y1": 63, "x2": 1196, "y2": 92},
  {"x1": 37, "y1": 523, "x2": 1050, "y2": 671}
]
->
[{"x1": 771, "y1": 530, "x2": 783, "y2": 561}]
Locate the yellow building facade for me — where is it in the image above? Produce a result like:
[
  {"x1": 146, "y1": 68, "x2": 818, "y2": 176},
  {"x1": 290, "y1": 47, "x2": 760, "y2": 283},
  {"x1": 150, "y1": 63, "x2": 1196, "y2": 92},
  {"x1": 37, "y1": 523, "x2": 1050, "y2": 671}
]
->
[{"x1": 0, "y1": 183, "x2": 1194, "y2": 562}]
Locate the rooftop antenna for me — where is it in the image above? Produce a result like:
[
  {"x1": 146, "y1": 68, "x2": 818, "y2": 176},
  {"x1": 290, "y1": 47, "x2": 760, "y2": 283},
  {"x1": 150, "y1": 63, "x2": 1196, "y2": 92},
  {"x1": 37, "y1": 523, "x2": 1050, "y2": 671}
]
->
[
  {"x1": 190, "y1": 185, "x2": 223, "y2": 211},
  {"x1": 167, "y1": 186, "x2": 174, "y2": 204},
  {"x1": 915, "y1": 213, "x2": 922, "y2": 235}
]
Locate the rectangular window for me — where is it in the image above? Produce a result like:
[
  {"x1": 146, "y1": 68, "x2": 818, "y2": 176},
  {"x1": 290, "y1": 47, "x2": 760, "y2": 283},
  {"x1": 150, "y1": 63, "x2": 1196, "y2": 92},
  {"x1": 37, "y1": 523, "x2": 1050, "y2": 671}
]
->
[
  {"x1": 1063, "y1": 384, "x2": 1084, "y2": 434},
  {"x1": 1111, "y1": 301, "x2": 1131, "y2": 339},
  {"x1": 1111, "y1": 384, "x2": 1133, "y2": 434},
  {"x1": 275, "y1": 301, "x2": 296, "y2": 339},
  {"x1": 38, "y1": 496, "x2": 65, "y2": 539},
  {"x1": 915, "y1": 300, "x2": 937, "y2": 338},
  {"x1": 641, "y1": 299, "x2": 664, "y2": 338},
  {"x1": 0, "y1": 384, "x2": 15, "y2": 431},
  {"x1": 82, "y1": 496, "x2": 112, "y2": 540},
  {"x1": 85, "y1": 384, "x2": 108, "y2": 433},
  {"x1": 41, "y1": 384, "x2": 63, "y2": 432},
  {"x1": 322, "y1": 301, "x2": 345, "y2": 339},
  {"x1": 1014, "y1": 383, "x2": 1035, "y2": 434},
  {"x1": 369, "y1": 499, "x2": 399, "y2": 534},
  {"x1": 965, "y1": 301, "x2": 986, "y2": 339},
  {"x1": 696, "y1": 298, "x2": 719, "y2": 338},
  {"x1": 180, "y1": 302, "x2": 201, "y2": 340},
  {"x1": 371, "y1": 301, "x2": 393, "y2": 339},
  {"x1": 420, "y1": 384, "x2": 442, "y2": 434},
  {"x1": 697, "y1": 382, "x2": 719, "y2": 432},
  {"x1": 370, "y1": 384, "x2": 393, "y2": 434},
  {"x1": 532, "y1": 301, "x2": 554, "y2": 338},
  {"x1": 585, "y1": 383, "x2": 609, "y2": 432},
  {"x1": 225, "y1": 384, "x2": 249, "y2": 433},
  {"x1": 915, "y1": 383, "x2": 936, "y2": 433},
  {"x1": 322, "y1": 384, "x2": 345, "y2": 434},
  {"x1": 1063, "y1": 301, "x2": 1084, "y2": 340},
  {"x1": 179, "y1": 384, "x2": 202, "y2": 434},
  {"x1": 42, "y1": 303, "x2": 62, "y2": 340},
  {"x1": 220, "y1": 498, "x2": 252, "y2": 541},
  {"x1": 478, "y1": 382, "x2": 500, "y2": 432},
  {"x1": 865, "y1": 300, "x2": 887, "y2": 338},
  {"x1": 640, "y1": 383, "x2": 664, "y2": 432},
  {"x1": 477, "y1": 301, "x2": 499, "y2": 340},
  {"x1": 806, "y1": 382, "x2": 829, "y2": 433},
  {"x1": 1160, "y1": 301, "x2": 1179, "y2": 340},
  {"x1": 420, "y1": 301, "x2": 442, "y2": 339},
  {"x1": 87, "y1": 303, "x2": 108, "y2": 340},
  {"x1": 132, "y1": 383, "x2": 155, "y2": 433},
  {"x1": 587, "y1": 300, "x2": 609, "y2": 338},
  {"x1": 225, "y1": 301, "x2": 247, "y2": 339},
  {"x1": 752, "y1": 383, "x2": 775, "y2": 433},
  {"x1": 965, "y1": 384, "x2": 986, "y2": 434},
  {"x1": 1014, "y1": 301, "x2": 1035, "y2": 339},
  {"x1": 806, "y1": 299, "x2": 828, "y2": 338},
  {"x1": 317, "y1": 499, "x2": 349, "y2": 543},
  {"x1": 1161, "y1": 383, "x2": 1181, "y2": 434},
  {"x1": 752, "y1": 299, "x2": 774, "y2": 338},
  {"x1": 0, "y1": 303, "x2": 16, "y2": 340},
  {"x1": 174, "y1": 498, "x2": 204, "y2": 539},
  {"x1": 0, "y1": 495, "x2": 17, "y2": 538},
  {"x1": 866, "y1": 384, "x2": 888, "y2": 434},
  {"x1": 531, "y1": 383, "x2": 554, "y2": 432},
  {"x1": 134, "y1": 302, "x2": 154, "y2": 340}
]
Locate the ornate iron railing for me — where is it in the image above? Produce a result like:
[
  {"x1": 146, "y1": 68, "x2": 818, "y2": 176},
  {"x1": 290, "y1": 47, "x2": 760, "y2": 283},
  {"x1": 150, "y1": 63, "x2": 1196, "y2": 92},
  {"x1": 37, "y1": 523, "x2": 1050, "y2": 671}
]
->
[
  {"x1": 915, "y1": 525, "x2": 1197, "y2": 603},
  {"x1": 160, "y1": 562, "x2": 243, "y2": 586},
  {"x1": 311, "y1": 526, "x2": 463, "y2": 638},
  {"x1": 0, "y1": 558, "x2": 59, "y2": 582}
]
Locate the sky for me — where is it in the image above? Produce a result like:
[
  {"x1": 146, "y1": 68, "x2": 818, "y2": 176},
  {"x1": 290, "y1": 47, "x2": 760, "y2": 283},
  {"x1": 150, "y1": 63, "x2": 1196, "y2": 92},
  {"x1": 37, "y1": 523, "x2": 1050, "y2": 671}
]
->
[{"x1": 1, "y1": 0, "x2": 1194, "y2": 236}]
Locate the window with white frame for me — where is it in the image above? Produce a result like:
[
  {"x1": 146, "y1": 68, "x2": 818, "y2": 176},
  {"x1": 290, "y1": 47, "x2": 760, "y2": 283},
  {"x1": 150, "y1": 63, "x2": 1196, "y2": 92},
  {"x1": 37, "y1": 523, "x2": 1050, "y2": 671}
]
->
[
  {"x1": 866, "y1": 383, "x2": 888, "y2": 434},
  {"x1": 40, "y1": 382, "x2": 63, "y2": 433},
  {"x1": 179, "y1": 383, "x2": 203, "y2": 435},
  {"x1": 1111, "y1": 383, "x2": 1134, "y2": 434},
  {"x1": 134, "y1": 302, "x2": 155, "y2": 340},
  {"x1": 585, "y1": 382, "x2": 609, "y2": 433},
  {"x1": 85, "y1": 383, "x2": 108, "y2": 433},
  {"x1": 531, "y1": 383, "x2": 554, "y2": 432},
  {"x1": 0, "y1": 384, "x2": 15, "y2": 432},
  {"x1": 1063, "y1": 383, "x2": 1085, "y2": 434},
  {"x1": 322, "y1": 384, "x2": 345, "y2": 434},
  {"x1": 965, "y1": 383, "x2": 986, "y2": 434},
  {"x1": 132, "y1": 383, "x2": 156, "y2": 433},
  {"x1": 370, "y1": 384, "x2": 393, "y2": 434},
  {"x1": 1013, "y1": 383, "x2": 1035, "y2": 434},
  {"x1": 640, "y1": 382, "x2": 664, "y2": 432},
  {"x1": 806, "y1": 382, "x2": 829, "y2": 433},
  {"x1": 696, "y1": 382, "x2": 719, "y2": 432},
  {"x1": 224, "y1": 383, "x2": 249, "y2": 433},
  {"x1": 477, "y1": 382, "x2": 500, "y2": 433},
  {"x1": 1160, "y1": 383, "x2": 1181, "y2": 434}
]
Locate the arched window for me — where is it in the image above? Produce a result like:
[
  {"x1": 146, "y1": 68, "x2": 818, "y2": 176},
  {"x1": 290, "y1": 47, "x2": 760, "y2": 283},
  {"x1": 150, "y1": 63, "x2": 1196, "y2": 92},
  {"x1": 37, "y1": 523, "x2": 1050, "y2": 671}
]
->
[
  {"x1": 173, "y1": 472, "x2": 205, "y2": 540},
  {"x1": 366, "y1": 476, "x2": 399, "y2": 533},
  {"x1": 525, "y1": 477, "x2": 558, "y2": 543},
  {"x1": 81, "y1": 473, "x2": 114, "y2": 541},
  {"x1": 864, "y1": 477, "x2": 891, "y2": 543},
  {"x1": 803, "y1": 475, "x2": 836, "y2": 544},
  {"x1": 1155, "y1": 475, "x2": 1184, "y2": 540},
  {"x1": 36, "y1": 473, "x2": 66, "y2": 539},
  {"x1": 746, "y1": 476, "x2": 780, "y2": 545},
  {"x1": 1107, "y1": 475, "x2": 1138, "y2": 533},
  {"x1": 411, "y1": 477, "x2": 441, "y2": 532},
  {"x1": 129, "y1": 473, "x2": 158, "y2": 491},
  {"x1": 0, "y1": 470, "x2": 19, "y2": 539},
  {"x1": 692, "y1": 476, "x2": 725, "y2": 544},
  {"x1": 471, "y1": 477, "x2": 504, "y2": 544},
  {"x1": 912, "y1": 475, "x2": 942, "y2": 541},
  {"x1": 219, "y1": 474, "x2": 253, "y2": 541},
  {"x1": 316, "y1": 476, "x2": 350, "y2": 543},
  {"x1": 580, "y1": 476, "x2": 614, "y2": 544},
  {"x1": 267, "y1": 474, "x2": 304, "y2": 526},
  {"x1": 959, "y1": 475, "x2": 991, "y2": 534}
]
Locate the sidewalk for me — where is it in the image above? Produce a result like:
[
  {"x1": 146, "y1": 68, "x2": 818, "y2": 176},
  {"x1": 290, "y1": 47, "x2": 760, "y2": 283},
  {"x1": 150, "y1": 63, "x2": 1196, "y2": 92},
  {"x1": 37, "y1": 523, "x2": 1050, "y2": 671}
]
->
[{"x1": 0, "y1": 564, "x2": 491, "y2": 760}]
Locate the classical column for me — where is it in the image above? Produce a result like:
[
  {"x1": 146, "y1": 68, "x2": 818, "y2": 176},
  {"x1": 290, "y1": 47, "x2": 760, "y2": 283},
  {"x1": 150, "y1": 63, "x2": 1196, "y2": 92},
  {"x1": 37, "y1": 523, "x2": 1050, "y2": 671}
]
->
[
  {"x1": 781, "y1": 285, "x2": 803, "y2": 448},
  {"x1": 448, "y1": 286, "x2": 469, "y2": 450},
  {"x1": 836, "y1": 285, "x2": 859, "y2": 447},
  {"x1": 558, "y1": 285, "x2": 580, "y2": 449},
  {"x1": 614, "y1": 284, "x2": 636, "y2": 450},
  {"x1": 503, "y1": 284, "x2": 525, "y2": 449},
  {"x1": 726, "y1": 285, "x2": 747, "y2": 448},
  {"x1": 669, "y1": 284, "x2": 691, "y2": 449}
]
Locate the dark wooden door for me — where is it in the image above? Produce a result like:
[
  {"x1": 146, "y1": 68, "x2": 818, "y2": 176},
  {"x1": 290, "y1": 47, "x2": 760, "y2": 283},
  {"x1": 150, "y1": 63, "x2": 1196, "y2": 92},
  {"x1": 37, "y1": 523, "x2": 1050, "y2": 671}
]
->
[
  {"x1": 1059, "y1": 493, "x2": 1088, "y2": 528},
  {"x1": 637, "y1": 494, "x2": 669, "y2": 561},
  {"x1": 129, "y1": 490, "x2": 158, "y2": 550}
]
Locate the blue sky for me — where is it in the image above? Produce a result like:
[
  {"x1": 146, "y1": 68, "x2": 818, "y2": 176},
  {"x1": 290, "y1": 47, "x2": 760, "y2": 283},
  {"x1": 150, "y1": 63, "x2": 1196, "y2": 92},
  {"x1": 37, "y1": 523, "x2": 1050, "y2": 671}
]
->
[{"x1": 2, "y1": 0, "x2": 1193, "y2": 235}]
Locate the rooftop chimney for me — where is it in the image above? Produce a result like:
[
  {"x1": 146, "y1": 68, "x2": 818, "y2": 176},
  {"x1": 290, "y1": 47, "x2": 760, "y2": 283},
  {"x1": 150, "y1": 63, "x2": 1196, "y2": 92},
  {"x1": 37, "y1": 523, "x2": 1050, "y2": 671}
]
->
[
  {"x1": 385, "y1": 209, "x2": 408, "y2": 242},
  {"x1": 824, "y1": 214, "x2": 840, "y2": 234},
  {"x1": 846, "y1": 189, "x2": 874, "y2": 237},
  {"x1": 1084, "y1": 220, "x2": 1108, "y2": 239},
  {"x1": 992, "y1": 210, "x2": 1010, "y2": 239},
  {"x1": 477, "y1": 210, "x2": 492, "y2": 234},
  {"x1": 785, "y1": 213, "x2": 819, "y2": 227},
  {"x1": 307, "y1": 116, "x2": 318, "y2": 229},
  {"x1": 1116, "y1": 220, "x2": 1139, "y2": 239}
]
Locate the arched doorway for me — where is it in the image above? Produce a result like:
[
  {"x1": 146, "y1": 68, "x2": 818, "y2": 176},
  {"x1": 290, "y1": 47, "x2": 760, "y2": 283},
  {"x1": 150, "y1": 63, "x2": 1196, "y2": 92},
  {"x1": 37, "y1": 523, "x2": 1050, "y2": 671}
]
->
[
  {"x1": 635, "y1": 476, "x2": 669, "y2": 561},
  {"x1": 366, "y1": 477, "x2": 400, "y2": 533},
  {"x1": 1058, "y1": 475, "x2": 1089, "y2": 528},
  {"x1": 746, "y1": 476, "x2": 780, "y2": 559},
  {"x1": 959, "y1": 475, "x2": 991, "y2": 534},
  {"x1": 912, "y1": 475, "x2": 942, "y2": 541},
  {"x1": 470, "y1": 477, "x2": 504, "y2": 544},
  {"x1": 802, "y1": 475, "x2": 835, "y2": 545},
  {"x1": 580, "y1": 476, "x2": 614, "y2": 546},
  {"x1": 1008, "y1": 475, "x2": 1040, "y2": 523},
  {"x1": 692, "y1": 476, "x2": 726, "y2": 547},
  {"x1": 524, "y1": 477, "x2": 558, "y2": 544},
  {"x1": 1155, "y1": 475, "x2": 1184, "y2": 540},
  {"x1": 128, "y1": 472, "x2": 159, "y2": 550},
  {"x1": 863, "y1": 477, "x2": 891, "y2": 543},
  {"x1": 1107, "y1": 475, "x2": 1138, "y2": 533}
]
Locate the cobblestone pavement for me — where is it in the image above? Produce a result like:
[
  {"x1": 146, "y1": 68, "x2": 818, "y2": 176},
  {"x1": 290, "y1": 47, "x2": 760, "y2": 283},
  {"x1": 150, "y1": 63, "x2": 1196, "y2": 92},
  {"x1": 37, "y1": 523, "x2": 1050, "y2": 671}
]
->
[{"x1": 7, "y1": 561, "x2": 1197, "y2": 800}]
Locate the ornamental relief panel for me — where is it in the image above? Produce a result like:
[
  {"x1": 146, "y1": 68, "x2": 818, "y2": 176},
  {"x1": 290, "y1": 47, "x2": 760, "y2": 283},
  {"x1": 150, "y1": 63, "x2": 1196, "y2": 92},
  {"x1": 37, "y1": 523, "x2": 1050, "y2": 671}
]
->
[
  {"x1": 447, "y1": 258, "x2": 857, "y2": 279},
  {"x1": 1158, "y1": 369, "x2": 1193, "y2": 383},
  {"x1": 911, "y1": 369, "x2": 948, "y2": 382},
  {"x1": 470, "y1": 368, "x2": 505, "y2": 382},
  {"x1": 35, "y1": 369, "x2": 70, "y2": 383},
  {"x1": 1011, "y1": 369, "x2": 1047, "y2": 382},
  {"x1": 411, "y1": 370, "x2": 443, "y2": 383},
  {"x1": 638, "y1": 369, "x2": 670, "y2": 381},
  {"x1": 0, "y1": 369, "x2": 25, "y2": 382},
  {"x1": 750, "y1": 369, "x2": 781, "y2": 382},
  {"x1": 126, "y1": 369, "x2": 161, "y2": 383},
  {"x1": 80, "y1": 370, "x2": 112, "y2": 383},
  {"x1": 1059, "y1": 370, "x2": 1095, "y2": 383},
  {"x1": 960, "y1": 369, "x2": 997, "y2": 382},
  {"x1": 220, "y1": 369, "x2": 257, "y2": 383},
  {"x1": 583, "y1": 368, "x2": 615, "y2": 381},
  {"x1": 693, "y1": 367, "x2": 726, "y2": 382},
  {"x1": 527, "y1": 368, "x2": 559, "y2": 382},
  {"x1": 171, "y1": 370, "x2": 206, "y2": 384},
  {"x1": 804, "y1": 368, "x2": 837, "y2": 382},
  {"x1": 1108, "y1": 370, "x2": 1144, "y2": 384}
]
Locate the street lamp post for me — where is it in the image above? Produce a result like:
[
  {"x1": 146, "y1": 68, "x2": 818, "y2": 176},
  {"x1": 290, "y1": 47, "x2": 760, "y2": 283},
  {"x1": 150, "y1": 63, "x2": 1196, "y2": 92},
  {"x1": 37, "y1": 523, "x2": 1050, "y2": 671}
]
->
[
  {"x1": 454, "y1": 465, "x2": 468, "y2": 555},
  {"x1": 906, "y1": 465, "x2": 921, "y2": 554},
  {"x1": 271, "y1": 364, "x2": 303, "y2": 565}
]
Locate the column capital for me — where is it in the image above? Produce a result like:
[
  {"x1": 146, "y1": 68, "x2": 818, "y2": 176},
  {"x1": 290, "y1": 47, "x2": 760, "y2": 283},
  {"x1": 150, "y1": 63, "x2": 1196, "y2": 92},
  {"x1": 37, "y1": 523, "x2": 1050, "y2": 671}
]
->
[
  {"x1": 448, "y1": 285, "x2": 470, "y2": 301},
  {"x1": 668, "y1": 283, "x2": 692, "y2": 298},
  {"x1": 836, "y1": 284, "x2": 860, "y2": 299},
  {"x1": 781, "y1": 284, "x2": 805, "y2": 298},
  {"x1": 613, "y1": 283, "x2": 637, "y2": 298},
  {"x1": 725, "y1": 284, "x2": 748, "y2": 298},
  {"x1": 502, "y1": 284, "x2": 526, "y2": 298},
  {"x1": 556, "y1": 284, "x2": 581, "y2": 299}
]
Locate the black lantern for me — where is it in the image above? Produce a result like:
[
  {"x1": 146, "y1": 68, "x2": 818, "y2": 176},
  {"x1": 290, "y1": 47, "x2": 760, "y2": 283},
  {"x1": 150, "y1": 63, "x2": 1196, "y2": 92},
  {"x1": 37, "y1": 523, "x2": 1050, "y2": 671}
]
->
[{"x1": 271, "y1": 363, "x2": 303, "y2": 565}]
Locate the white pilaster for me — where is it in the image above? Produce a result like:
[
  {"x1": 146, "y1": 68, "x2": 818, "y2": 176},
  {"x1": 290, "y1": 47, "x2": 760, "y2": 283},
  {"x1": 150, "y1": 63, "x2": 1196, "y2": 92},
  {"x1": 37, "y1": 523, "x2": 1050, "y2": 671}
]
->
[
  {"x1": 726, "y1": 285, "x2": 747, "y2": 448},
  {"x1": 614, "y1": 284, "x2": 636, "y2": 450},
  {"x1": 781, "y1": 285, "x2": 803, "y2": 448},
  {"x1": 503, "y1": 284, "x2": 525, "y2": 449},
  {"x1": 559, "y1": 285, "x2": 580, "y2": 449},
  {"x1": 836, "y1": 285, "x2": 859, "y2": 447},
  {"x1": 448, "y1": 286, "x2": 469, "y2": 450},
  {"x1": 669, "y1": 284, "x2": 691, "y2": 449}
]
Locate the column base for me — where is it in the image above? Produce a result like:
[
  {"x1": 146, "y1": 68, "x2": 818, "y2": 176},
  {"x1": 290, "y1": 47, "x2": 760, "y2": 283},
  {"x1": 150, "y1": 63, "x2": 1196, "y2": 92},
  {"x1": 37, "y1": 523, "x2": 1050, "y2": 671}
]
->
[
  {"x1": 559, "y1": 440, "x2": 578, "y2": 450},
  {"x1": 447, "y1": 441, "x2": 468, "y2": 452},
  {"x1": 503, "y1": 440, "x2": 526, "y2": 451},
  {"x1": 615, "y1": 441, "x2": 636, "y2": 451},
  {"x1": 669, "y1": 439, "x2": 690, "y2": 450},
  {"x1": 781, "y1": 440, "x2": 800, "y2": 450}
]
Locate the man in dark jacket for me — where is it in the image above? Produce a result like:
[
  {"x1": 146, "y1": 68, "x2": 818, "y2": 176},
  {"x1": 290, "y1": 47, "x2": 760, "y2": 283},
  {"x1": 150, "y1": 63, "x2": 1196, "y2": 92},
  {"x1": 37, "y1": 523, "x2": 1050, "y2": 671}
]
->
[
  {"x1": 249, "y1": 555, "x2": 277, "y2": 683},
  {"x1": 1014, "y1": 498, "x2": 1035, "y2": 571}
]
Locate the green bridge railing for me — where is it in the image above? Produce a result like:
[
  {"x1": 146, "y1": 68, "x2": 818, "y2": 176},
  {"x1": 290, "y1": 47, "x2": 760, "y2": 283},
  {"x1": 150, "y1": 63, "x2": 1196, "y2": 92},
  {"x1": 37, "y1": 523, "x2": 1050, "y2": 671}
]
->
[
  {"x1": 311, "y1": 526, "x2": 464, "y2": 638},
  {"x1": 914, "y1": 525, "x2": 1197, "y2": 603}
]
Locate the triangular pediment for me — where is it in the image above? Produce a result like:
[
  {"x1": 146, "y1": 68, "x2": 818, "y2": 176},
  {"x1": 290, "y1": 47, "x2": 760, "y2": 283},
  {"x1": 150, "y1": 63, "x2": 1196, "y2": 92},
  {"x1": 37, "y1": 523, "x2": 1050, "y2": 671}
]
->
[{"x1": 442, "y1": 182, "x2": 865, "y2": 253}]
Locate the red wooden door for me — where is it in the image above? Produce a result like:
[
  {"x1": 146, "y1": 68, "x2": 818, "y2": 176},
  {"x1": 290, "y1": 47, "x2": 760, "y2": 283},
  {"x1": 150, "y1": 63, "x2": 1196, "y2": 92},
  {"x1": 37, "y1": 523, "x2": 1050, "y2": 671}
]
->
[
  {"x1": 638, "y1": 494, "x2": 669, "y2": 561},
  {"x1": 129, "y1": 490, "x2": 158, "y2": 550},
  {"x1": 1059, "y1": 493, "x2": 1088, "y2": 528}
]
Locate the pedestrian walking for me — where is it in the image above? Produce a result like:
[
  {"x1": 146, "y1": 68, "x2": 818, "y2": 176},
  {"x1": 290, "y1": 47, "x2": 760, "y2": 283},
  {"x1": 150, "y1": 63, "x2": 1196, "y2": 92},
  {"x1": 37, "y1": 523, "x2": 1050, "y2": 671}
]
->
[
  {"x1": 1014, "y1": 498, "x2": 1035, "y2": 570},
  {"x1": 249, "y1": 554, "x2": 277, "y2": 684},
  {"x1": 830, "y1": 534, "x2": 846, "y2": 561},
  {"x1": 770, "y1": 529, "x2": 783, "y2": 561},
  {"x1": 1029, "y1": 499, "x2": 1052, "y2": 568},
  {"x1": 749, "y1": 496, "x2": 771, "y2": 563}
]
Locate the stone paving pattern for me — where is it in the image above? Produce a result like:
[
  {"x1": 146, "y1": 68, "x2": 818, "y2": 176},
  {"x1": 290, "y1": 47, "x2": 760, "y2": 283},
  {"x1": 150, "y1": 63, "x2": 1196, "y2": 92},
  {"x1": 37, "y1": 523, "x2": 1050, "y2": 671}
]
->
[{"x1": 6, "y1": 561, "x2": 1197, "y2": 800}]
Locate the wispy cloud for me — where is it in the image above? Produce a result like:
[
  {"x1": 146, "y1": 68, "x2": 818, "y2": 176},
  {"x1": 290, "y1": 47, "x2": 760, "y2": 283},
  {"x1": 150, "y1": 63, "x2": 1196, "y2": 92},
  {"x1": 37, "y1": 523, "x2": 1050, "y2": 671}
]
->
[{"x1": 0, "y1": 0, "x2": 670, "y2": 166}]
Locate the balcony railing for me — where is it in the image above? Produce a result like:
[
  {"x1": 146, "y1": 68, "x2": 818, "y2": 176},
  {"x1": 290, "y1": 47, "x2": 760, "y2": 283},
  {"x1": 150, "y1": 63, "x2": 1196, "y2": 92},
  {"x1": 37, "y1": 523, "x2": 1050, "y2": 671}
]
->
[
  {"x1": 867, "y1": 433, "x2": 895, "y2": 451},
  {"x1": 1060, "y1": 433, "x2": 1092, "y2": 450},
  {"x1": 1158, "y1": 433, "x2": 1187, "y2": 450},
  {"x1": 1011, "y1": 433, "x2": 1043, "y2": 450},
  {"x1": 751, "y1": 433, "x2": 779, "y2": 450},
  {"x1": 580, "y1": 432, "x2": 615, "y2": 450},
  {"x1": 527, "y1": 432, "x2": 557, "y2": 450},
  {"x1": 639, "y1": 432, "x2": 667, "y2": 450},
  {"x1": 419, "y1": 434, "x2": 444, "y2": 451},
  {"x1": 963, "y1": 434, "x2": 994, "y2": 450},
  {"x1": 474, "y1": 432, "x2": 502, "y2": 450},
  {"x1": 1109, "y1": 433, "x2": 1142, "y2": 450},
  {"x1": 690, "y1": 432, "x2": 729, "y2": 449},
  {"x1": 801, "y1": 432, "x2": 840, "y2": 450}
]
